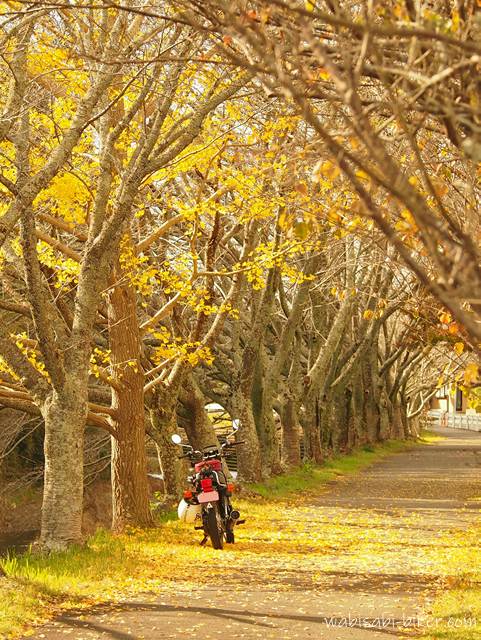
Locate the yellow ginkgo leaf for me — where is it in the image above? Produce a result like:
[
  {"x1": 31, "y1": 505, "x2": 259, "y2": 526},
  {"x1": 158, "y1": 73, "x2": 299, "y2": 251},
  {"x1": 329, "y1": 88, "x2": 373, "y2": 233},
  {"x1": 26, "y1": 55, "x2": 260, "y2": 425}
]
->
[
  {"x1": 436, "y1": 375, "x2": 445, "y2": 388},
  {"x1": 463, "y1": 363, "x2": 480, "y2": 386},
  {"x1": 454, "y1": 342, "x2": 464, "y2": 356},
  {"x1": 319, "y1": 68, "x2": 330, "y2": 81},
  {"x1": 311, "y1": 159, "x2": 339, "y2": 183}
]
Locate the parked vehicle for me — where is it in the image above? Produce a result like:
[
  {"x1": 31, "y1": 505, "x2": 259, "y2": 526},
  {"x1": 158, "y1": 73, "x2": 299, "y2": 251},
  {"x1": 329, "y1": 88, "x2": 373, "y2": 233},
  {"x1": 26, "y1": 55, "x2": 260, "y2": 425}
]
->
[{"x1": 172, "y1": 425, "x2": 244, "y2": 549}]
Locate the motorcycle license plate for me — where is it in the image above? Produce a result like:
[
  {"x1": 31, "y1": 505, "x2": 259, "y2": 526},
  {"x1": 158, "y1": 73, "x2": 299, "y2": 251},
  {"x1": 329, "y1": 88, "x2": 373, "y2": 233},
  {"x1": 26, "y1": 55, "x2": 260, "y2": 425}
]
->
[{"x1": 198, "y1": 490, "x2": 219, "y2": 503}]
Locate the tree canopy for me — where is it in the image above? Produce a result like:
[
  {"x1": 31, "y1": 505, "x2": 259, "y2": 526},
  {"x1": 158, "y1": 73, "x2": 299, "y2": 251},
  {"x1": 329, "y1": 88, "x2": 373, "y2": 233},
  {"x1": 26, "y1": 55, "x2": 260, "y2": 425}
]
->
[{"x1": 0, "y1": 0, "x2": 479, "y2": 550}]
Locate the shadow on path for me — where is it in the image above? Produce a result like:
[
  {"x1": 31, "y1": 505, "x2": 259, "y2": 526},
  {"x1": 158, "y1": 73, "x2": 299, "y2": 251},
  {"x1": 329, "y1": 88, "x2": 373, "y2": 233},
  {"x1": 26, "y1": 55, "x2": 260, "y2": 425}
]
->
[{"x1": 55, "y1": 600, "x2": 406, "y2": 638}]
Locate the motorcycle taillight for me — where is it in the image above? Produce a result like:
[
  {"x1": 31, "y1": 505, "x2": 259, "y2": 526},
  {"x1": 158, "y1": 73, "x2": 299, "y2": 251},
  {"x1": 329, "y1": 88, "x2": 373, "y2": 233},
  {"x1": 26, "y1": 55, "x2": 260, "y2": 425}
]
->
[{"x1": 201, "y1": 478, "x2": 213, "y2": 491}]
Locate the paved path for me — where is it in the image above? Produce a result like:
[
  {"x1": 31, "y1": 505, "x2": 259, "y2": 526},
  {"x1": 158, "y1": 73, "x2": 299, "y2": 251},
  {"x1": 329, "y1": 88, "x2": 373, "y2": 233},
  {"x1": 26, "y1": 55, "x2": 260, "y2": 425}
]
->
[{"x1": 27, "y1": 428, "x2": 481, "y2": 639}]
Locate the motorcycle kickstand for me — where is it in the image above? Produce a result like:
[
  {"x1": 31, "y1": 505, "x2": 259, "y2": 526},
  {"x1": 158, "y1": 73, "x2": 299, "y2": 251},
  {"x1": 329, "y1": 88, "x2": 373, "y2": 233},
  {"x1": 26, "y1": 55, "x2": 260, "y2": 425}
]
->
[{"x1": 200, "y1": 536, "x2": 208, "y2": 546}]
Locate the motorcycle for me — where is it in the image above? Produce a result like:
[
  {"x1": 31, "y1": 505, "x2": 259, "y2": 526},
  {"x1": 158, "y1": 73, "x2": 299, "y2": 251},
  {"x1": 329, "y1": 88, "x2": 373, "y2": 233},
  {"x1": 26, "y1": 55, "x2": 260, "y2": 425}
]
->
[{"x1": 171, "y1": 424, "x2": 245, "y2": 549}]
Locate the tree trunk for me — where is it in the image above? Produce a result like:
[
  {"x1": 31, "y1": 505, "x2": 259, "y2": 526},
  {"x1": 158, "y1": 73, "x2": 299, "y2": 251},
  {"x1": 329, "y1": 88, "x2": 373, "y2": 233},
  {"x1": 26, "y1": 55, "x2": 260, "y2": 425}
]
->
[
  {"x1": 330, "y1": 385, "x2": 350, "y2": 453},
  {"x1": 149, "y1": 390, "x2": 184, "y2": 499},
  {"x1": 348, "y1": 369, "x2": 365, "y2": 449},
  {"x1": 409, "y1": 415, "x2": 421, "y2": 437},
  {"x1": 392, "y1": 401, "x2": 408, "y2": 439},
  {"x1": 364, "y1": 363, "x2": 381, "y2": 444},
  {"x1": 40, "y1": 386, "x2": 86, "y2": 550},
  {"x1": 366, "y1": 339, "x2": 385, "y2": 442},
  {"x1": 253, "y1": 350, "x2": 282, "y2": 475},
  {"x1": 378, "y1": 386, "x2": 391, "y2": 440},
  {"x1": 302, "y1": 397, "x2": 323, "y2": 464},
  {"x1": 280, "y1": 396, "x2": 301, "y2": 466},
  {"x1": 229, "y1": 266, "x2": 276, "y2": 481},
  {"x1": 108, "y1": 266, "x2": 152, "y2": 531},
  {"x1": 180, "y1": 375, "x2": 220, "y2": 451},
  {"x1": 233, "y1": 387, "x2": 262, "y2": 481}
]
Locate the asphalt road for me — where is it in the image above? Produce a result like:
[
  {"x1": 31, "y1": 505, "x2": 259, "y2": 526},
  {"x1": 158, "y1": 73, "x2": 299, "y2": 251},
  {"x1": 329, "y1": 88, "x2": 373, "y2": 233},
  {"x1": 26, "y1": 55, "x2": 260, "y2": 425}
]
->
[{"x1": 25, "y1": 427, "x2": 481, "y2": 640}]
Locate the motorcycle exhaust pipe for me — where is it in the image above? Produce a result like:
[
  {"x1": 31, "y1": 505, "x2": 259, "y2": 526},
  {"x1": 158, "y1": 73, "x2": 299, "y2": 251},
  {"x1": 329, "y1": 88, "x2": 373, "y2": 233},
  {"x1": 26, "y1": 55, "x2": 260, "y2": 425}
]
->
[{"x1": 230, "y1": 510, "x2": 240, "y2": 521}]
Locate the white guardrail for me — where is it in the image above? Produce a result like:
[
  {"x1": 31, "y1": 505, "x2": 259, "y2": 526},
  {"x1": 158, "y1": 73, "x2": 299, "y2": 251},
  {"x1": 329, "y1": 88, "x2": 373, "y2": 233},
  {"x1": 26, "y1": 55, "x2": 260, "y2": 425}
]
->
[{"x1": 428, "y1": 410, "x2": 481, "y2": 432}]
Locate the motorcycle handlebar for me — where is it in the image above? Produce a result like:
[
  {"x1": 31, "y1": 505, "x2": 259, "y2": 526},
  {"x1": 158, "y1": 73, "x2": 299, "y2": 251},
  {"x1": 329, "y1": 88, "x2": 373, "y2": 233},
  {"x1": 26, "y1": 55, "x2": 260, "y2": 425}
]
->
[
  {"x1": 178, "y1": 450, "x2": 202, "y2": 460},
  {"x1": 179, "y1": 442, "x2": 245, "y2": 459}
]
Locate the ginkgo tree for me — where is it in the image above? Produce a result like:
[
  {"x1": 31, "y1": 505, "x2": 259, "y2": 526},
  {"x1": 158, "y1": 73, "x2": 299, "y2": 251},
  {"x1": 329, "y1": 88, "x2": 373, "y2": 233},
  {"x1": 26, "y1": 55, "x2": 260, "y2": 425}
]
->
[
  {"x1": 0, "y1": 4, "x2": 250, "y2": 550},
  {"x1": 189, "y1": 0, "x2": 481, "y2": 368},
  {"x1": 0, "y1": 0, "x2": 467, "y2": 553}
]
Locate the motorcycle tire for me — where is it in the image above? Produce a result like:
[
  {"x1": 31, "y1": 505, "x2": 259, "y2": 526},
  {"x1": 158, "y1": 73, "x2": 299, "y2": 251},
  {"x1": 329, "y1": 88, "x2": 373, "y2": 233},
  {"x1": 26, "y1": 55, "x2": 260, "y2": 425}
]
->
[{"x1": 205, "y1": 505, "x2": 224, "y2": 549}]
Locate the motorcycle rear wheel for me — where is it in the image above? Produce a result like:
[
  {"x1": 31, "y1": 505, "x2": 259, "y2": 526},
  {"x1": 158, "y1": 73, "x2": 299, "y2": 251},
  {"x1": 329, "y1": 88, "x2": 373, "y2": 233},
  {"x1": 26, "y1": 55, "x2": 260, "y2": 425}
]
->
[{"x1": 205, "y1": 505, "x2": 224, "y2": 549}]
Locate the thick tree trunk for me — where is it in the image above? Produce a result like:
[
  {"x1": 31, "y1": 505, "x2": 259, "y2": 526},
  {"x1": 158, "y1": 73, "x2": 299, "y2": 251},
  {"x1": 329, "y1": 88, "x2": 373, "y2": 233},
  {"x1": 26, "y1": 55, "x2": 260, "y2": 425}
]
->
[
  {"x1": 262, "y1": 402, "x2": 282, "y2": 475},
  {"x1": 365, "y1": 340, "x2": 384, "y2": 442},
  {"x1": 180, "y1": 375, "x2": 220, "y2": 451},
  {"x1": 392, "y1": 401, "x2": 408, "y2": 439},
  {"x1": 36, "y1": 237, "x2": 117, "y2": 549},
  {"x1": 409, "y1": 415, "x2": 421, "y2": 437},
  {"x1": 108, "y1": 267, "x2": 152, "y2": 531},
  {"x1": 280, "y1": 396, "x2": 301, "y2": 466},
  {"x1": 233, "y1": 387, "x2": 262, "y2": 481},
  {"x1": 40, "y1": 386, "x2": 86, "y2": 550},
  {"x1": 267, "y1": 254, "x2": 321, "y2": 468},
  {"x1": 111, "y1": 427, "x2": 152, "y2": 530},
  {"x1": 179, "y1": 376, "x2": 236, "y2": 478},
  {"x1": 364, "y1": 365, "x2": 381, "y2": 444},
  {"x1": 348, "y1": 371, "x2": 365, "y2": 449},
  {"x1": 149, "y1": 391, "x2": 184, "y2": 499},
  {"x1": 400, "y1": 399, "x2": 410, "y2": 438},
  {"x1": 302, "y1": 397, "x2": 323, "y2": 464},
  {"x1": 330, "y1": 385, "x2": 350, "y2": 453},
  {"x1": 253, "y1": 352, "x2": 282, "y2": 475},
  {"x1": 229, "y1": 267, "x2": 276, "y2": 481},
  {"x1": 364, "y1": 396, "x2": 381, "y2": 444},
  {"x1": 378, "y1": 387, "x2": 392, "y2": 440},
  {"x1": 280, "y1": 342, "x2": 303, "y2": 465}
]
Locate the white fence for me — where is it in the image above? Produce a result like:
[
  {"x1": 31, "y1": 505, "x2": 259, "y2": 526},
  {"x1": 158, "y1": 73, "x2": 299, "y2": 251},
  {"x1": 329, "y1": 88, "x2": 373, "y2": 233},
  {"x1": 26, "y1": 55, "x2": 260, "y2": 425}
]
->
[{"x1": 428, "y1": 410, "x2": 481, "y2": 432}]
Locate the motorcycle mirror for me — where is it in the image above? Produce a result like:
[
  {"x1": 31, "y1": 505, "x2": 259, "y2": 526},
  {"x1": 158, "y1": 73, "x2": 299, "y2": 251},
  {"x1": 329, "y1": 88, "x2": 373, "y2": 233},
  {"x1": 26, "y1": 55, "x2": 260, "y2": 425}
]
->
[
  {"x1": 171, "y1": 434, "x2": 182, "y2": 445},
  {"x1": 232, "y1": 419, "x2": 240, "y2": 432}
]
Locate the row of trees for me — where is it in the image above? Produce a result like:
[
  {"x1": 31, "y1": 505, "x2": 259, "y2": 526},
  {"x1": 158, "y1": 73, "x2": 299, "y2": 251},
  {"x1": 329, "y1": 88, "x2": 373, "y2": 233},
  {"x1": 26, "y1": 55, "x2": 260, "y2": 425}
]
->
[
  {"x1": 193, "y1": 0, "x2": 481, "y2": 350},
  {"x1": 0, "y1": 1, "x2": 477, "y2": 551}
]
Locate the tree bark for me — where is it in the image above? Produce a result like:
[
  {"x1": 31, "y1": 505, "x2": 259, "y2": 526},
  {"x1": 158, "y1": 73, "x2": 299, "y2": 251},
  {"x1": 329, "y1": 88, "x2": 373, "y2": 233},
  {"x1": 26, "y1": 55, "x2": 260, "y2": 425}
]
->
[
  {"x1": 253, "y1": 348, "x2": 282, "y2": 475},
  {"x1": 179, "y1": 375, "x2": 220, "y2": 451},
  {"x1": 330, "y1": 384, "x2": 350, "y2": 453},
  {"x1": 364, "y1": 353, "x2": 381, "y2": 444},
  {"x1": 108, "y1": 263, "x2": 152, "y2": 531},
  {"x1": 232, "y1": 386, "x2": 262, "y2": 481},
  {"x1": 280, "y1": 396, "x2": 301, "y2": 466},
  {"x1": 301, "y1": 396, "x2": 323, "y2": 464},
  {"x1": 392, "y1": 401, "x2": 408, "y2": 440},
  {"x1": 40, "y1": 385, "x2": 86, "y2": 550},
  {"x1": 149, "y1": 389, "x2": 184, "y2": 499},
  {"x1": 347, "y1": 367, "x2": 366, "y2": 449}
]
